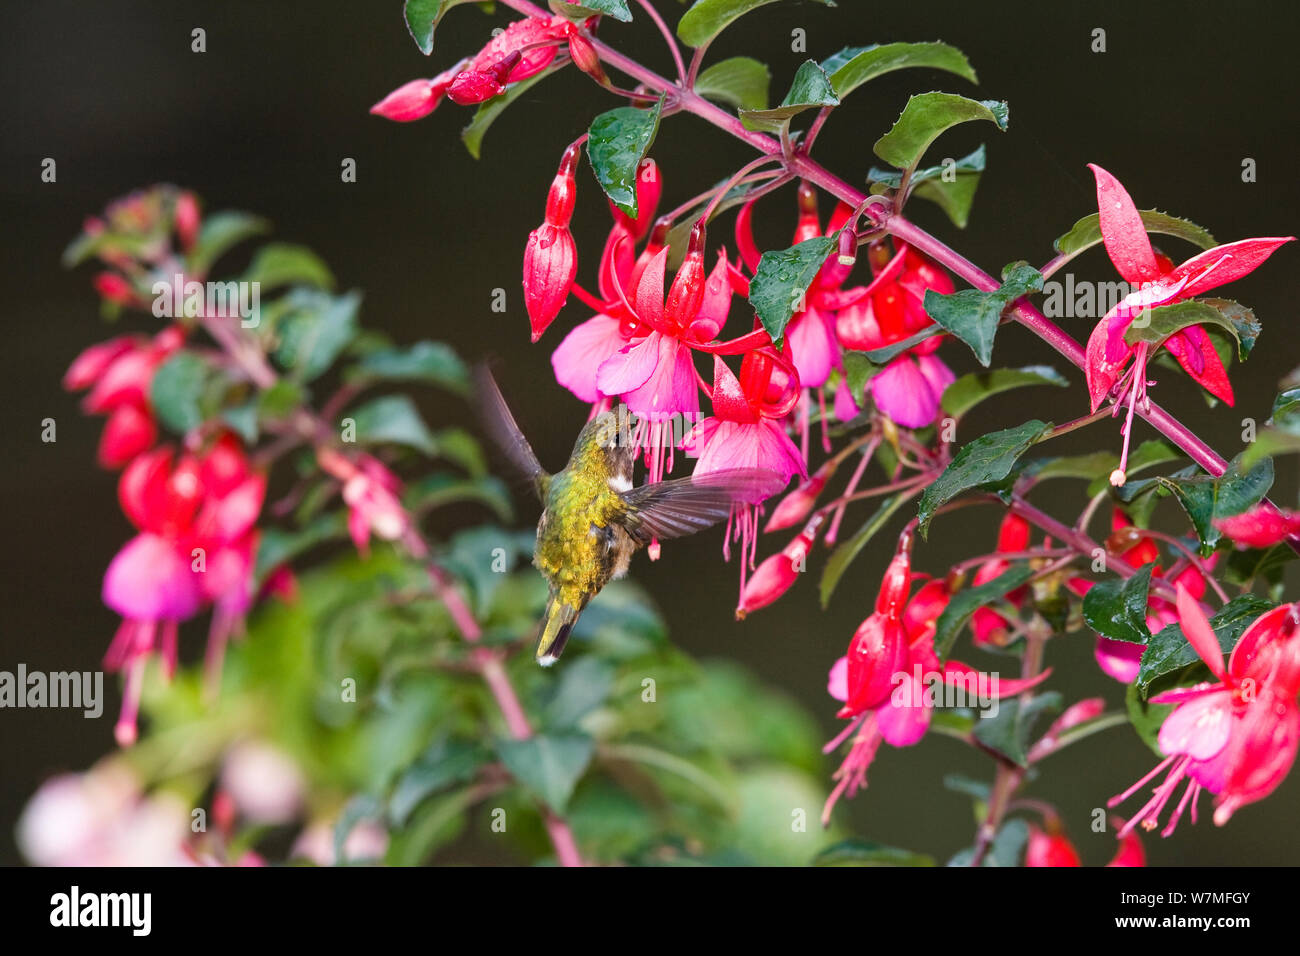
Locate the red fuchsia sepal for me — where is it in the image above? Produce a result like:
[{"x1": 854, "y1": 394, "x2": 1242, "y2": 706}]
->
[
  {"x1": 1214, "y1": 503, "x2": 1300, "y2": 549},
  {"x1": 523, "y1": 143, "x2": 582, "y2": 341}
]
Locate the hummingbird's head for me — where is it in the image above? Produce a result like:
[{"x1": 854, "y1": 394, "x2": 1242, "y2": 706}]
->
[{"x1": 572, "y1": 409, "x2": 636, "y2": 481}]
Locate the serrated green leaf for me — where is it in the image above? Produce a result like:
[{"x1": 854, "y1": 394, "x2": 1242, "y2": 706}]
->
[
  {"x1": 922, "y1": 261, "x2": 1042, "y2": 367},
  {"x1": 677, "y1": 0, "x2": 835, "y2": 48},
  {"x1": 819, "y1": 491, "x2": 914, "y2": 607},
  {"x1": 695, "y1": 56, "x2": 771, "y2": 111},
  {"x1": 826, "y1": 41, "x2": 976, "y2": 99},
  {"x1": 1125, "y1": 298, "x2": 1259, "y2": 361},
  {"x1": 1154, "y1": 453, "x2": 1273, "y2": 556},
  {"x1": 1052, "y1": 208, "x2": 1218, "y2": 260},
  {"x1": 1137, "y1": 594, "x2": 1275, "y2": 696},
  {"x1": 347, "y1": 340, "x2": 470, "y2": 394},
  {"x1": 748, "y1": 234, "x2": 836, "y2": 342},
  {"x1": 739, "y1": 59, "x2": 838, "y2": 132},
  {"x1": 813, "y1": 838, "x2": 934, "y2": 867},
  {"x1": 496, "y1": 733, "x2": 595, "y2": 813},
  {"x1": 1082, "y1": 565, "x2": 1153, "y2": 645},
  {"x1": 873, "y1": 92, "x2": 1008, "y2": 174},
  {"x1": 587, "y1": 98, "x2": 664, "y2": 216},
  {"x1": 461, "y1": 63, "x2": 563, "y2": 159},
  {"x1": 932, "y1": 564, "x2": 1035, "y2": 661},
  {"x1": 870, "y1": 145, "x2": 986, "y2": 227},
  {"x1": 917, "y1": 420, "x2": 1050, "y2": 537},
  {"x1": 941, "y1": 365, "x2": 1068, "y2": 419}
]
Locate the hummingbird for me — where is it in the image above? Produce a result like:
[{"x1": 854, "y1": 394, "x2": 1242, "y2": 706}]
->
[{"x1": 475, "y1": 367, "x2": 787, "y2": 665}]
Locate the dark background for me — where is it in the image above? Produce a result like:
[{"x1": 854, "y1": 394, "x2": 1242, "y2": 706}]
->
[{"x1": 3, "y1": 0, "x2": 1299, "y2": 865}]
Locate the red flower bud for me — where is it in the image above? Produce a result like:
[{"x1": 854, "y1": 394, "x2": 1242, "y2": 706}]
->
[
  {"x1": 447, "y1": 51, "x2": 520, "y2": 105},
  {"x1": 765, "y1": 467, "x2": 829, "y2": 532},
  {"x1": 1026, "y1": 826, "x2": 1081, "y2": 867},
  {"x1": 736, "y1": 519, "x2": 819, "y2": 619},
  {"x1": 567, "y1": 30, "x2": 607, "y2": 85},
  {"x1": 838, "y1": 611, "x2": 909, "y2": 717},
  {"x1": 174, "y1": 192, "x2": 200, "y2": 250},
  {"x1": 523, "y1": 226, "x2": 577, "y2": 342},
  {"x1": 664, "y1": 220, "x2": 706, "y2": 330},
  {"x1": 98, "y1": 403, "x2": 157, "y2": 469},
  {"x1": 370, "y1": 77, "x2": 447, "y2": 122},
  {"x1": 93, "y1": 272, "x2": 135, "y2": 306}
]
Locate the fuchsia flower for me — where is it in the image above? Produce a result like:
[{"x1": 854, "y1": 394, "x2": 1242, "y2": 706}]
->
[
  {"x1": 834, "y1": 245, "x2": 956, "y2": 428},
  {"x1": 1083, "y1": 164, "x2": 1293, "y2": 482},
  {"x1": 318, "y1": 448, "x2": 410, "y2": 555},
  {"x1": 103, "y1": 434, "x2": 265, "y2": 745},
  {"x1": 65, "y1": 325, "x2": 184, "y2": 468},
  {"x1": 823, "y1": 540, "x2": 1050, "y2": 820},
  {"x1": 1110, "y1": 586, "x2": 1300, "y2": 835},
  {"x1": 523, "y1": 142, "x2": 581, "y2": 341},
  {"x1": 371, "y1": 15, "x2": 589, "y2": 122}
]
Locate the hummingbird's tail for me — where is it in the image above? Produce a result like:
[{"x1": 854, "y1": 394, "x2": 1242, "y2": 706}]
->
[{"x1": 536, "y1": 596, "x2": 580, "y2": 667}]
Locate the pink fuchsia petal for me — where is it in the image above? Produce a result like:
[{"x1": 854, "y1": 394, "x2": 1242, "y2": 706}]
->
[
  {"x1": 785, "y1": 306, "x2": 838, "y2": 389},
  {"x1": 877, "y1": 670, "x2": 932, "y2": 747},
  {"x1": 827, "y1": 656, "x2": 848, "y2": 702},
  {"x1": 202, "y1": 539, "x2": 255, "y2": 615},
  {"x1": 833, "y1": 379, "x2": 861, "y2": 422},
  {"x1": 1089, "y1": 164, "x2": 1162, "y2": 285},
  {"x1": 369, "y1": 78, "x2": 443, "y2": 122},
  {"x1": 688, "y1": 418, "x2": 805, "y2": 487},
  {"x1": 914, "y1": 352, "x2": 955, "y2": 407},
  {"x1": 1212, "y1": 691, "x2": 1300, "y2": 822},
  {"x1": 1164, "y1": 324, "x2": 1233, "y2": 405},
  {"x1": 1095, "y1": 635, "x2": 1143, "y2": 684},
  {"x1": 1157, "y1": 688, "x2": 1233, "y2": 761},
  {"x1": 1176, "y1": 582, "x2": 1226, "y2": 679},
  {"x1": 613, "y1": 333, "x2": 701, "y2": 418},
  {"x1": 596, "y1": 329, "x2": 660, "y2": 397},
  {"x1": 103, "y1": 533, "x2": 204, "y2": 622},
  {"x1": 194, "y1": 474, "x2": 266, "y2": 544},
  {"x1": 1165, "y1": 236, "x2": 1295, "y2": 298},
  {"x1": 1215, "y1": 503, "x2": 1300, "y2": 550},
  {"x1": 869, "y1": 355, "x2": 942, "y2": 428},
  {"x1": 551, "y1": 314, "x2": 627, "y2": 402},
  {"x1": 1084, "y1": 308, "x2": 1131, "y2": 412}
]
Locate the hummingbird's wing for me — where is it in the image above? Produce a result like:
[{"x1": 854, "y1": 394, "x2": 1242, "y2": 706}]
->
[
  {"x1": 620, "y1": 468, "x2": 789, "y2": 542},
  {"x1": 473, "y1": 365, "x2": 549, "y2": 497}
]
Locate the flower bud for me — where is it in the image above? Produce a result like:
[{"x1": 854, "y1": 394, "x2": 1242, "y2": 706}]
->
[
  {"x1": 94, "y1": 272, "x2": 135, "y2": 306},
  {"x1": 567, "y1": 30, "x2": 607, "y2": 85},
  {"x1": 664, "y1": 220, "x2": 706, "y2": 330},
  {"x1": 1025, "y1": 825, "x2": 1081, "y2": 867},
  {"x1": 99, "y1": 403, "x2": 157, "y2": 469},
  {"x1": 736, "y1": 519, "x2": 819, "y2": 619},
  {"x1": 446, "y1": 51, "x2": 520, "y2": 105},
  {"x1": 370, "y1": 77, "x2": 446, "y2": 122},
  {"x1": 174, "y1": 192, "x2": 200, "y2": 249},
  {"x1": 523, "y1": 225, "x2": 577, "y2": 342},
  {"x1": 764, "y1": 466, "x2": 829, "y2": 532}
]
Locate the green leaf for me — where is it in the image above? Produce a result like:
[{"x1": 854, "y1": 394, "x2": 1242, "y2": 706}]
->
[
  {"x1": 739, "y1": 60, "x2": 838, "y2": 132},
  {"x1": 825, "y1": 41, "x2": 976, "y2": 99},
  {"x1": 586, "y1": 98, "x2": 664, "y2": 217},
  {"x1": 932, "y1": 564, "x2": 1035, "y2": 661},
  {"x1": 150, "y1": 352, "x2": 218, "y2": 434},
  {"x1": 389, "y1": 739, "x2": 488, "y2": 825},
  {"x1": 242, "y1": 243, "x2": 334, "y2": 292},
  {"x1": 403, "y1": 0, "x2": 485, "y2": 55},
  {"x1": 348, "y1": 395, "x2": 439, "y2": 456},
  {"x1": 813, "y1": 839, "x2": 934, "y2": 867},
  {"x1": 1080, "y1": 440, "x2": 1178, "y2": 496},
  {"x1": 873, "y1": 92, "x2": 1008, "y2": 174},
  {"x1": 861, "y1": 325, "x2": 942, "y2": 364},
  {"x1": 1137, "y1": 594, "x2": 1275, "y2": 696},
  {"x1": 941, "y1": 365, "x2": 1068, "y2": 419},
  {"x1": 541, "y1": 658, "x2": 614, "y2": 730},
  {"x1": 922, "y1": 261, "x2": 1043, "y2": 367},
  {"x1": 1154, "y1": 453, "x2": 1274, "y2": 556},
  {"x1": 461, "y1": 63, "x2": 564, "y2": 159},
  {"x1": 253, "y1": 514, "x2": 348, "y2": 581},
  {"x1": 1125, "y1": 679, "x2": 1173, "y2": 755},
  {"x1": 694, "y1": 56, "x2": 771, "y2": 111},
  {"x1": 870, "y1": 145, "x2": 987, "y2": 227},
  {"x1": 677, "y1": 0, "x2": 834, "y2": 48},
  {"x1": 1052, "y1": 209, "x2": 1217, "y2": 260},
  {"x1": 187, "y1": 211, "x2": 269, "y2": 276},
  {"x1": 819, "y1": 492, "x2": 914, "y2": 607},
  {"x1": 1124, "y1": 298, "x2": 1259, "y2": 362},
  {"x1": 1082, "y1": 565, "x2": 1153, "y2": 646},
  {"x1": 973, "y1": 693, "x2": 1061, "y2": 767},
  {"x1": 495, "y1": 733, "x2": 595, "y2": 813},
  {"x1": 748, "y1": 234, "x2": 837, "y2": 342},
  {"x1": 552, "y1": 0, "x2": 632, "y2": 22},
  {"x1": 841, "y1": 350, "x2": 886, "y2": 400},
  {"x1": 347, "y1": 340, "x2": 470, "y2": 394},
  {"x1": 917, "y1": 420, "x2": 1051, "y2": 537},
  {"x1": 257, "y1": 379, "x2": 306, "y2": 422},
  {"x1": 273, "y1": 289, "x2": 361, "y2": 381}
]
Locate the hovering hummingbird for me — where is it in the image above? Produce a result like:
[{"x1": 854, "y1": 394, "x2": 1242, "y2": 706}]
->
[{"x1": 475, "y1": 368, "x2": 787, "y2": 665}]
